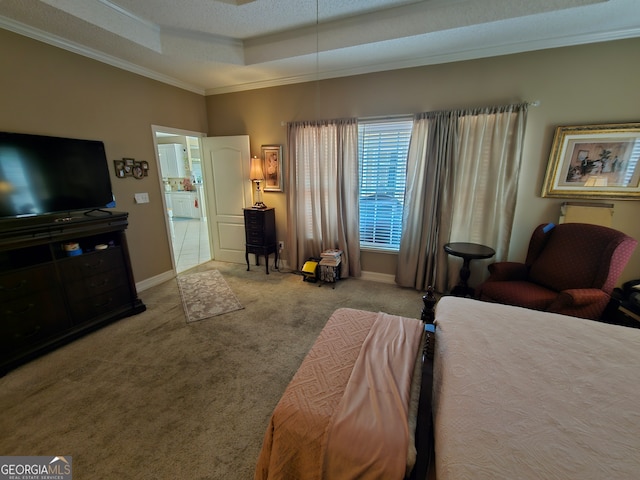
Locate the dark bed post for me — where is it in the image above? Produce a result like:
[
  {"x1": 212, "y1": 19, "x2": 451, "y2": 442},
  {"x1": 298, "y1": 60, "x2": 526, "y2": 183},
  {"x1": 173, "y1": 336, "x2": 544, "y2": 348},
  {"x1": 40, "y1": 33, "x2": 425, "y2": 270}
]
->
[
  {"x1": 421, "y1": 286, "x2": 437, "y2": 323},
  {"x1": 413, "y1": 286, "x2": 437, "y2": 480}
]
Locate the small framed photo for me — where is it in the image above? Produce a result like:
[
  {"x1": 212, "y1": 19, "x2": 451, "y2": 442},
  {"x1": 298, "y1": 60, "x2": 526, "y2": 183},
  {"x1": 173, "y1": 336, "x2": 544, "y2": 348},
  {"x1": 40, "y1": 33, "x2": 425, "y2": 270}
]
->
[
  {"x1": 132, "y1": 164, "x2": 144, "y2": 179},
  {"x1": 262, "y1": 145, "x2": 284, "y2": 192},
  {"x1": 113, "y1": 160, "x2": 126, "y2": 178},
  {"x1": 541, "y1": 123, "x2": 640, "y2": 200},
  {"x1": 122, "y1": 157, "x2": 135, "y2": 176}
]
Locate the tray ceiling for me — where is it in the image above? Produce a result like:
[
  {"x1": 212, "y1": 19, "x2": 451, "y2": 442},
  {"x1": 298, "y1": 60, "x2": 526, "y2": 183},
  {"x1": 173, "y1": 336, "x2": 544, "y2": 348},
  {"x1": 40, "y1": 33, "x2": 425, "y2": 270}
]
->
[{"x1": 1, "y1": 0, "x2": 639, "y2": 95}]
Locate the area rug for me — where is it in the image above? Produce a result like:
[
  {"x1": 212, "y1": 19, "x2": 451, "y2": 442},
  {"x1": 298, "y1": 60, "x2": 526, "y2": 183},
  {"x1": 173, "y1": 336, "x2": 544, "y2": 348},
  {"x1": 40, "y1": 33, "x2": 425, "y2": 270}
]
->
[{"x1": 177, "y1": 269, "x2": 244, "y2": 323}]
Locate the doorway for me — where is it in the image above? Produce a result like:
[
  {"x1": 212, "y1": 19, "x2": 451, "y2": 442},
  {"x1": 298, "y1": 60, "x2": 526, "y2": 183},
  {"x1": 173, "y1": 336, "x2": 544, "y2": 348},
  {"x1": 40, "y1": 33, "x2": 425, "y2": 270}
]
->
[{"x1": 152, "y1": 126, "x2": 211, "y2": 273}]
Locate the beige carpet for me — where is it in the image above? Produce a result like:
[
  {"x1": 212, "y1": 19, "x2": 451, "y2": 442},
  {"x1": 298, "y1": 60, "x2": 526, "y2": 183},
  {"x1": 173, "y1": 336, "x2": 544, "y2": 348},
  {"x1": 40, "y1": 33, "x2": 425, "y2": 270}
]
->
[
  {"x1": 0, "y1": 261, "x2": 426, "y2": 480},
  {"x1": 178, "y1": 269, "x2": 244, "y2": 322}
]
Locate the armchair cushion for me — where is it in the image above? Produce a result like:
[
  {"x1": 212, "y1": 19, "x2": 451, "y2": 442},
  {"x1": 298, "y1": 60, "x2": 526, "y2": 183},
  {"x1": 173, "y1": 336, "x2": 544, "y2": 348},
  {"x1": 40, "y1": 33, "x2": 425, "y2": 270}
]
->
[{"x1": 478, "y1": 280, "x2": 558, "y2": 311}]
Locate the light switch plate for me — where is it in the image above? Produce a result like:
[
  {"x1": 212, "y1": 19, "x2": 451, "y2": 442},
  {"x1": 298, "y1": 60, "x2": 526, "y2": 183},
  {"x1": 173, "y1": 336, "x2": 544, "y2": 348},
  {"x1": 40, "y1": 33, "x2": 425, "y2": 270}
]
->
[{"x1": 134, "y1": 192, "x2": 150, "y2": 204}]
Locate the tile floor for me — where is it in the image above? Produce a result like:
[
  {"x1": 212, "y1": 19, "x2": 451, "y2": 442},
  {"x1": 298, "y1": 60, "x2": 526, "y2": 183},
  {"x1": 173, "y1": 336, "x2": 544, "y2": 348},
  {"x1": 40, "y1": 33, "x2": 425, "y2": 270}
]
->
[{"x1": 168, "y1": 217, "x2": 211, "y2": 273}]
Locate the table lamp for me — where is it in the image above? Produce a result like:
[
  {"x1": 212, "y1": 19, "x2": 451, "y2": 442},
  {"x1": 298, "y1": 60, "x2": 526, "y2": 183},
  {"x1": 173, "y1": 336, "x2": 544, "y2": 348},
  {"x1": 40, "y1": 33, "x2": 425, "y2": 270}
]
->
[{"x1": 250, "y1": 155, "x2": 267, "y2": 209}]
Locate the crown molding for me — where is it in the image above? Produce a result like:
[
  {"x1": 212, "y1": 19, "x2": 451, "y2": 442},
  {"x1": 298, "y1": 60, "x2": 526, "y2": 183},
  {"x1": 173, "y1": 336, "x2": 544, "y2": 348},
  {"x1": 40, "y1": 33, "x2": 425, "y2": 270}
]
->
[
  {"x1": 0, "y1": 16, "x2": 205, "y2": 95},
  {"x1": 3, "y1": 12, "x2": 639, "y2": 98},
  {"x1": 205, "y1": 26, "x2": 640, "y2": 95}
]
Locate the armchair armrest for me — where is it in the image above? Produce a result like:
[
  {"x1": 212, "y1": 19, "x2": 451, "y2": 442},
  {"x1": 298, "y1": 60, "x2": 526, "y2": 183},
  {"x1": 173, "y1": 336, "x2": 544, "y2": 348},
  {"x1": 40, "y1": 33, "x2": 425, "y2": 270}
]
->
[
  {"x1": 486, "y1": 262, "x2": 528, "y2": 282},
  {"x1": 557, "y1": 289, "x2": 610, "y2": 306},
  {"x1": 549, "y1": 288, "x2": 611, "y2": 320}
]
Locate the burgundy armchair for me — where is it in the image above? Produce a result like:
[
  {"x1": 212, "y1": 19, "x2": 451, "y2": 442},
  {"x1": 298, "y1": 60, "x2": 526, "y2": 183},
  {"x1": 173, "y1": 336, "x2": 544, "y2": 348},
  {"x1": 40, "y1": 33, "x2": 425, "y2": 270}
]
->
[{"x1": 475, "y1": 223, "x2": 637, "y2": 320}]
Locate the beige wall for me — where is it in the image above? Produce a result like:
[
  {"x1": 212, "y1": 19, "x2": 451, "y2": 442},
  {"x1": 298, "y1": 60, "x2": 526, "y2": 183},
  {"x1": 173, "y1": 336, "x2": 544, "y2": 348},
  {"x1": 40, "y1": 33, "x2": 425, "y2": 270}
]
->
[
  {"x1": 207, "y1": 38, "x2": 640, "y2": 287},
  {"x1": 2, "y1": 27, "x2": 639, "y2": 289},
  {"x1": 0, "y1": 29, "x2": 208, "y2": 284}
]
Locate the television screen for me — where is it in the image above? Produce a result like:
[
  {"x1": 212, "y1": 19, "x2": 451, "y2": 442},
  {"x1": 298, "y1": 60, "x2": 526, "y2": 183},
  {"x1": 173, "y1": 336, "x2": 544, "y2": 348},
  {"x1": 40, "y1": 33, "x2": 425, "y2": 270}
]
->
[{"x1": 0, "y1": 131, "x2": 114, "y2": 218}]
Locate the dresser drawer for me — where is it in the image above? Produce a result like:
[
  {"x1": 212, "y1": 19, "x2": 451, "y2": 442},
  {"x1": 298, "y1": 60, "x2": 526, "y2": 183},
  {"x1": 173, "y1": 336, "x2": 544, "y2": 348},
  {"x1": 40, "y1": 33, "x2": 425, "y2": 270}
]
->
[
  {"x1": 0, "y1": 289, "x2": 70, "y2": 354},
  {"x1": 58, "y1": 247, "x2": 124, "y2": 281},
  {"x1": 0, "y1": 264, "x2": 57, "y2": 303},
  {"x1": 246, "y1": 230, "x2": 266, "y2": 245},
  {"x1": 67, "y1": 286, "x2": 133, "y2": 321},
  {"x1": 245, "y1": 213, "x2": 265, "y2": 229},
  {"x1": 245, "y1": 223, "x2": 264, "y2": 234},
  {"x1": 64, "y1": 265, "x2": 128, "y2": 303}
]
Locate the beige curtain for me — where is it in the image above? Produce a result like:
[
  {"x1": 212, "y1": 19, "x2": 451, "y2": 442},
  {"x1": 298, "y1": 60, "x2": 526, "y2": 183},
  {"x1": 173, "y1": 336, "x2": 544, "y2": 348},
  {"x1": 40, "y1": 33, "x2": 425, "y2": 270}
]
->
[
  {"x1": 396, "y1": 104, "x2": 528, "y2": 292},
  {"x1": 447, "y1": 104, "x2": 529, "y2": 289},
  {"x1": 395, "y1": 111, "x2": 457, "y2": 292},
  {"x1": 286, "y1": 118, "x2": 361, "y2": 277}
]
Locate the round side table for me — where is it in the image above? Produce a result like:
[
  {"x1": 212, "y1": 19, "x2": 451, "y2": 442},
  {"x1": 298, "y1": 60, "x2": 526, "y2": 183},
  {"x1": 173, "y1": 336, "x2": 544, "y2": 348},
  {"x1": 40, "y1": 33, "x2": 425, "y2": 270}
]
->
[{"x1": 444, "y1": 242, "x2": 495, "y2": 297}]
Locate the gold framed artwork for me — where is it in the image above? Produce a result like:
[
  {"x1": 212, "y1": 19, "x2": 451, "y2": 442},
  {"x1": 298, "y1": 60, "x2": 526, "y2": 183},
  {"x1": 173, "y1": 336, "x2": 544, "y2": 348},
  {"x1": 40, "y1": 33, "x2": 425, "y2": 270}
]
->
[
  {"x1": 262, "y1": 145, "x2": 283, "y2": 192},
  {"x1": 541, "y1": 123, "x2": 640, "y2": 200}
]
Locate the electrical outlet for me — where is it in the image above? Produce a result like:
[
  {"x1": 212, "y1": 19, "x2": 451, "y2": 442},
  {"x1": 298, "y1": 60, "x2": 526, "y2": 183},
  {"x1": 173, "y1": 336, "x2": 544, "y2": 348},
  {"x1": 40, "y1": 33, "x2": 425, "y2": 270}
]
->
[{"x1": 278, "y1": 241, "x2": 284, "y2": 251}]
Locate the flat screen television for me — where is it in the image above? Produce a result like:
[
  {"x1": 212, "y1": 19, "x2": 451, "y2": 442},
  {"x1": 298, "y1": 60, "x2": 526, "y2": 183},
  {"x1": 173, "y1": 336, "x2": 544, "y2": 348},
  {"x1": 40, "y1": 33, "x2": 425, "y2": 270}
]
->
[{"x1": 0, "y1": 131, "x2": 114, "y2": 219}]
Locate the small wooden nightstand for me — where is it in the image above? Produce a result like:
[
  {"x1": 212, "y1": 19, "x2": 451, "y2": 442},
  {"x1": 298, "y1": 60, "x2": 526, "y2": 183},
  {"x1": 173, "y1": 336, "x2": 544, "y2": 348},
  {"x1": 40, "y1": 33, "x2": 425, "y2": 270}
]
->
[{"x1": 243, "y1": 208, "x2": 278, "y2": 274}]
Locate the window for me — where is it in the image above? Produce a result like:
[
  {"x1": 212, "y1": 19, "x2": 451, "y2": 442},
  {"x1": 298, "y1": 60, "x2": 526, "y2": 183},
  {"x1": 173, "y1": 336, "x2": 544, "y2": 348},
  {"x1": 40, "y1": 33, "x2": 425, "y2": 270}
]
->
[{"x1": 358, "y1": 118, "x2": 413, "y2": 251}]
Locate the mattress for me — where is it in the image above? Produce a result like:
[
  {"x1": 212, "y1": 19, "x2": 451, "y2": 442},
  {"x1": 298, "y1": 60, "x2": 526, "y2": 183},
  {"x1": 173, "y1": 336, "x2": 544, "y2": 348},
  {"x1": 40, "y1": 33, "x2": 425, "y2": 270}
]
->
[{"x1": 433, "y1": 296, "x2": 640, "y2": 480}]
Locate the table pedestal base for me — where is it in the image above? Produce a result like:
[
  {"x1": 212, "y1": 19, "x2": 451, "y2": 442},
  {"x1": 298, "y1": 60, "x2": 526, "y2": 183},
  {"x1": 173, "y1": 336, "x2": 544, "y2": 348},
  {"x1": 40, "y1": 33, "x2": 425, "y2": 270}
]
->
[{"x1": 444, "y1": 242, "x2": 495, "y2": 298}]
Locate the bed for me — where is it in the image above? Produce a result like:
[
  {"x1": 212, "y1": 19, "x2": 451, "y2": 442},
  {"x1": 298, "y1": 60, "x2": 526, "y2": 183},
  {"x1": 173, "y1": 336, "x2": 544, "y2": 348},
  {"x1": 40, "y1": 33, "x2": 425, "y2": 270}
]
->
[
  {"x1": 256, "y1": 296, "x2": 640, "y2": 480},
  {"x1": 433, "y1": 296, "x2": 640, "y2": 479}
]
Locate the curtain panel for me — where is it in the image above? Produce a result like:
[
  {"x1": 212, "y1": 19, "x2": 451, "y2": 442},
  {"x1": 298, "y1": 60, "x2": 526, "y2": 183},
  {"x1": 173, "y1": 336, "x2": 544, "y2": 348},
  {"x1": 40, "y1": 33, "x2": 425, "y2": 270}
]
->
[
  {"x1": 396, "y1": 103, "x2": 529, "y2": 292},
  {"x1": 395, "y1": 111, "x2": 457, "y2": 292},
  {"x1": 286, "y1": 119, "x2": 361, "y2": 277}
]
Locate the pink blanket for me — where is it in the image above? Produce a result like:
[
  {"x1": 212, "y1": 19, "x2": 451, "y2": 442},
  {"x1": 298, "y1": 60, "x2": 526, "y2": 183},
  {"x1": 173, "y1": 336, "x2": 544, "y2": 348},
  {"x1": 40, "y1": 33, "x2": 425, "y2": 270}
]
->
[{"x1": 255, "y1": 308, "x2": 423, "y2": 480}]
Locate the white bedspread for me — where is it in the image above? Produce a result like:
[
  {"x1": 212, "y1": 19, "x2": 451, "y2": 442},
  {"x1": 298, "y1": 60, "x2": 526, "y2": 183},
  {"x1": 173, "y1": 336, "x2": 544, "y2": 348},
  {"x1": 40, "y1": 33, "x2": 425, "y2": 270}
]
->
[{"x1": 433, "y1": 296, "x2": 640, "y2": 480}]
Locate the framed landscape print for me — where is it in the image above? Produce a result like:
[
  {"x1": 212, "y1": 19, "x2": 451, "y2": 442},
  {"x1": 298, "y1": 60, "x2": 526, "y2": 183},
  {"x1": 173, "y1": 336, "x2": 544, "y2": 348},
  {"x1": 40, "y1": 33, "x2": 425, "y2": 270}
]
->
[
  {"x1": 262, "y1": 145, "x2": 283, "y2": 192},
  {"x1": 541, "y1": 123, "x2": 640, "y2": 200}
]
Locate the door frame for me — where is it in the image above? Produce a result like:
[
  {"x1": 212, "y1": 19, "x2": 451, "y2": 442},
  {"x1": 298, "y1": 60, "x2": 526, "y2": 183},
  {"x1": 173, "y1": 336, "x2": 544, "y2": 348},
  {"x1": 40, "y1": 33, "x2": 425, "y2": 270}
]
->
[{"x1": 151, "y1": 125, "x2": 207, "y2": 273}]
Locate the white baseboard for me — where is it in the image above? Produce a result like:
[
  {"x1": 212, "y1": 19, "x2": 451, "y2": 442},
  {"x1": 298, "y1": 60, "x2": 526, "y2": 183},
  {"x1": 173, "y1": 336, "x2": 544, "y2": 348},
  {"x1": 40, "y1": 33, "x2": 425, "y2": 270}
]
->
[
  {"x1": 136, "y1": 270, "x2": 175, "y2": 292},
  {"x1": 136, "y1": 267, "x2": 396, "y2": 292},
  {"x1": 360, "y1": 270, "x2": 396, "y2": 284}
]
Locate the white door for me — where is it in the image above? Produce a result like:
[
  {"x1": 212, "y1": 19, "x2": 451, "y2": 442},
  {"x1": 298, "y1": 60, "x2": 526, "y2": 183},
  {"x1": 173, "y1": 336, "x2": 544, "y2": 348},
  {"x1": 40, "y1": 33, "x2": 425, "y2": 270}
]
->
[{"x1": 201, "y1": 135, "x2": 252, "y2": 264}]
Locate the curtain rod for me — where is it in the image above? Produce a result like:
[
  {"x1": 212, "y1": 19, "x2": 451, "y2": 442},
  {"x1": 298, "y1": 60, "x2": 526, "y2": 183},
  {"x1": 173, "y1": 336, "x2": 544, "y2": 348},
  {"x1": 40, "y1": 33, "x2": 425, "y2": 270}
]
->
[
  {"x1": 281, "y1": 101, "x2": 540, "y2": 126},
  {"x1": 361, "y1": 100, "x2": 540, "y2": 122}
]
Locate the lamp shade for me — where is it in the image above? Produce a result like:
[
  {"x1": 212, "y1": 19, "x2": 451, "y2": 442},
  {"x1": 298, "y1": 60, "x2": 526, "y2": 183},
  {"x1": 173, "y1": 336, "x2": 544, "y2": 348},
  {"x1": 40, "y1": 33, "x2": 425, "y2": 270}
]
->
[{"x1": 250, "y1": 156, "x2": 264, "y2": 181}]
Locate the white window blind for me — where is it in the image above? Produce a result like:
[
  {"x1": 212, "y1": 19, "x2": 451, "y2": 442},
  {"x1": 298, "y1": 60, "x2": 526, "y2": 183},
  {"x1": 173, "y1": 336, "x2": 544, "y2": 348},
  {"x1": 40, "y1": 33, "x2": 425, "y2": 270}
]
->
[
  {"x1": 358, "y1": 119, "x2": 413, "y2": 250},
  {"x1": 622, "y1": 139, "x2": 640, "y2": 186}
]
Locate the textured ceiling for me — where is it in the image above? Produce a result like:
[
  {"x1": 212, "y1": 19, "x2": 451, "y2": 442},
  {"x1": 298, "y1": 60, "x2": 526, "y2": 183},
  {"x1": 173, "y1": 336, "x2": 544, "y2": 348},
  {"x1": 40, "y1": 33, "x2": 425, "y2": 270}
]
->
[{"x1": 1, "y1": 0, "x2": 639, "y2": 95}]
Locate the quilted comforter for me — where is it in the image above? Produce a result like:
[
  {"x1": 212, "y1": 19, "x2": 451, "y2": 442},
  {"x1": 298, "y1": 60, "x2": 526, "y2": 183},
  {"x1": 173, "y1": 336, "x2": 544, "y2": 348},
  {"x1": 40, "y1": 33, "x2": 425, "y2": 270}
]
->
[{"x1": 255, "y1": 307, "x2": 424, "y2": 480}]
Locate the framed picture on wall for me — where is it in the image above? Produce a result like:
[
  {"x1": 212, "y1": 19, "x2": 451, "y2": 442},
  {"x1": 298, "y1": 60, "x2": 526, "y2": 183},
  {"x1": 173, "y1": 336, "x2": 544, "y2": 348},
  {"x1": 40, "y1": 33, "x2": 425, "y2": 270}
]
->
[
  {"x1": 262, "y1": 144, "x2": 284, "y2": 192},
  {"x1": 113, "y1": 160, "x2": 126, "y2": 178},
  {"x1": 541, "y1": 123, "x2": 640, "y2": 200}
]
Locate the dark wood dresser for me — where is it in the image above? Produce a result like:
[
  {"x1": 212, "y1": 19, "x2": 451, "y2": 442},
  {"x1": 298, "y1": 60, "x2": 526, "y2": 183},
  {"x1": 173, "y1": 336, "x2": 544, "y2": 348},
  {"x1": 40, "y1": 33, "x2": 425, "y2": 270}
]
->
[
  {"x1": 0, "y1": 211, "x2": 145, "y2": 375},
  {"x1": 243, "y1": 208, "x2": 278, "y2": 274}
]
